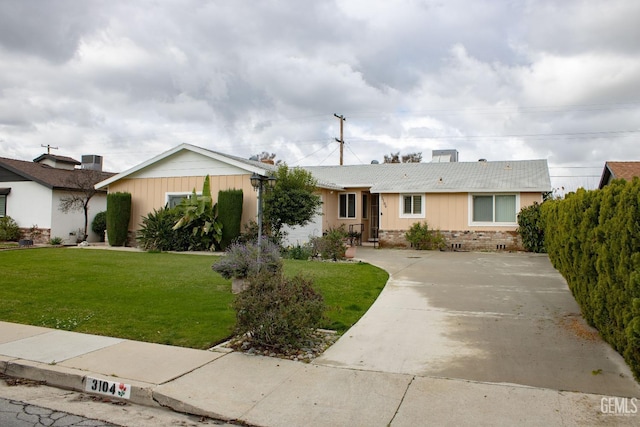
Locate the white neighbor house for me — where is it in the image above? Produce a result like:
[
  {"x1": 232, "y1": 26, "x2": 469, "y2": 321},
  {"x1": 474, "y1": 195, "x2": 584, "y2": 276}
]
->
[{"x1": 0, "y1": 153, "x2": 114, "y2": 244}]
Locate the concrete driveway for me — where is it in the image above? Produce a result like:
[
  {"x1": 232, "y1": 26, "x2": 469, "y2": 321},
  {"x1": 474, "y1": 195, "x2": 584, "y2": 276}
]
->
[{"x1": 314, "y1": 248, "x2": 640, "y2": 398}]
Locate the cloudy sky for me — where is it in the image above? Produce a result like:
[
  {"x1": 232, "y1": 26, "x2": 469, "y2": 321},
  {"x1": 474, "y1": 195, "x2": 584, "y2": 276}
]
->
[{"x1": 1, "y1": 0, "x2": 639, "y2": 193}]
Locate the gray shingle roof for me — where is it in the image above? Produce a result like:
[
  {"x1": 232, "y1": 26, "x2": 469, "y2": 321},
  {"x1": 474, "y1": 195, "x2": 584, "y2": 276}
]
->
[{"x1": 304, "y1": 159, "x2": 551, "y2": 193}]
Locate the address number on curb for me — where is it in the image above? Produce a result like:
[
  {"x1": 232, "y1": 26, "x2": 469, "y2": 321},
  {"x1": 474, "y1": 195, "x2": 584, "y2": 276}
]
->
[{"x1": 85, "y1": 376, "x2": 131, "y2": 400}]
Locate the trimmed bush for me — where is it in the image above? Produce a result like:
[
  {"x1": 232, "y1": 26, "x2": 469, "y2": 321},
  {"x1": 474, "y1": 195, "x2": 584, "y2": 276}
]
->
[
  {"x1": 91, "y1": 211, "x2": 107, "y2": 241},
  {"x1": 212, "y1": 240, "x2": 282, "y2": 279},
  {"x1": 310, "y1": 225, "x2": 348, "y2": 260},
  {"x1": 405, "y1": 221, "x2": 446, "y2": 250},
  {"x1": 517, "y1": 202, "x2": 546, "y2": 253},
  {"x1": 106, "y1": 192, "x2": 131, "y2": 246},
  {"x1": 541, "y1": 178, "x2": 640, "y2": 380},
  {"x1": 234, "y1": 270, "x2": 325, "y2": 349},
  {"x1": 0, "y1": 216, "x2": 21, "y2": 241},
  {"x1": 218, "y1": 189, "x2": 243, "y2": 250}
]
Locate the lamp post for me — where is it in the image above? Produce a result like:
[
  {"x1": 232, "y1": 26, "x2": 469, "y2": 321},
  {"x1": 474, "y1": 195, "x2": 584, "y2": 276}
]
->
[{"x1": 250, "y1": 172, "x2": 277, "y2": 248}]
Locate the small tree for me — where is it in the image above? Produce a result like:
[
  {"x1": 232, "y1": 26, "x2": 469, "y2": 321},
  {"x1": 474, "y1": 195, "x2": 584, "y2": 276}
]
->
[
  {"x1": 263, "y1": 164, "x2": 322, "y2": 238},
  {"x1": 106, "y1": 192, "x2": 131, "y2": 246},
  {"x1": 58, "y1": 170, "x2": 107, "y2": 240},
  {"x1": 384, "y1": 152, "x2": 422, "y2": 163},
  {"x1": 91, "y1": 211, "x2": 107, "y2": 242}
]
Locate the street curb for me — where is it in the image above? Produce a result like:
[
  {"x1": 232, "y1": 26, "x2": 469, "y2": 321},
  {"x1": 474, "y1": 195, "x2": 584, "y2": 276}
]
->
[{"x1": 2, "y1": 358, "x2": 160, "y2": 408}]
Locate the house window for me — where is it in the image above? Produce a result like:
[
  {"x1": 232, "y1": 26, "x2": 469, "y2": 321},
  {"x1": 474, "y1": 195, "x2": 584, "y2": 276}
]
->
[
  {"x1": 400, "y1": 194, "x2": 424, "y2": 218},
  {"x1": 339, "y1": 193, "x2": 356, "y2": 218},
  {"x1": 471, "y1": 194, "x2": 518, "y2": 224},
  {"x1": 167, "y1": 193, "x2": 192, "y2": 208},
  {"x1": 0, "y1": 188, "x2": 9, "y2": 217},
  {"x1": 362, "y1": 194, "x2": 368, "y2": 219}
]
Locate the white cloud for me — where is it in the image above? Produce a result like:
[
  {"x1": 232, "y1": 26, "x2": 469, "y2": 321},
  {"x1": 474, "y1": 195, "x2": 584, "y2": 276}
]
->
[{"x1": 0, "y1": 0, "x2": 639, "y2": 191}]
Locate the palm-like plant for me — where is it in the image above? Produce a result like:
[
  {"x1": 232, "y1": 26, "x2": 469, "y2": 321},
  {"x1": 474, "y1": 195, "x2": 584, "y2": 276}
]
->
[{"x1": 173, "y1": 175, "x2": 223, "y2": 251}]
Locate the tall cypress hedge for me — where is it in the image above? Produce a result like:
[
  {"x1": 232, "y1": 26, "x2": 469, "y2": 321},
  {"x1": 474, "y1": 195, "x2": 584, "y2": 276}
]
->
[
  {"x1": 107, "y1": 192, "x2": 132, "y2": 247},
  {"x1": 541, "y1": 178, "x2": 640, "y2": 379},
  {"x1": 218, "y1": 189, "x2": 243, "y2": 249}
]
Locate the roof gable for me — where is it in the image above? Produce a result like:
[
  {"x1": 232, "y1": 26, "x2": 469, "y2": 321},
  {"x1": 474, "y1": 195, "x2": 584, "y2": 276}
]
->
[{"x1": 96, "y1": 143, "x2": 276, "y2": 189}]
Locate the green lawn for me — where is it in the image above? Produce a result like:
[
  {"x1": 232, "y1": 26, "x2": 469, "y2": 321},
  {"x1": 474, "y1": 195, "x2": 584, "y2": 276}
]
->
[{"x1": 0, "y1": 248, "x2": 388, "y2": 349}]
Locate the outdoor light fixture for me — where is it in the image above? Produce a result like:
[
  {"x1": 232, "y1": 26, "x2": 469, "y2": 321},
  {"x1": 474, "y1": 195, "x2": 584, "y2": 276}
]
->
[{"x1": 250, "y1": 173, "x2": 276, "y2": 249}]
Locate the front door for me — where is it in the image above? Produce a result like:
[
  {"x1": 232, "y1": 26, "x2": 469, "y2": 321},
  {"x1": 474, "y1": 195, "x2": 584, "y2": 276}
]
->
[{"x1": 370, "y1": 194, "x2": 379, "y2": 241}]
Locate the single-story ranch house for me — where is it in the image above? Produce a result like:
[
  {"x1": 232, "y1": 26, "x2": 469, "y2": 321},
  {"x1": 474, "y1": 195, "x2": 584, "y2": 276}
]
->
[
  {"x1": 95, "y1": 143, "x2": 551, "y2": 250},
  {"x1": 0, "y1": 154, "x2": 114, "y2": 244}
]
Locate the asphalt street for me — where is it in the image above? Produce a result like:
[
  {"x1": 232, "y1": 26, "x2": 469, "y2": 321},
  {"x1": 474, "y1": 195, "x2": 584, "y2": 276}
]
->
[{"x1": 0, "y1": 396, "x2": 114, "y2": 427}]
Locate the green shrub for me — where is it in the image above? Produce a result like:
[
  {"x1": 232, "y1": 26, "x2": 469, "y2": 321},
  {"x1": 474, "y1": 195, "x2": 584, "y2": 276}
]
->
[
  {"x1": 310, "y1": 225, "x2": 348, "y2": 260},
  {"x1": 91, "y1": 211, "x2": 107, "y2": 241},
  {"x1": 234, "y1": 270, "x2": 325, "y2": 349},
  {"x1": 517, "y1": 202, "x2": 545, "y2": 253},
  {"x1": 49, "y1": 237, "x2": 63, "y2": 245},
  {"x1": 283, "y1": 242, "x2": 313, "y2": 260},
  {"x1": 211, "y1": 240, "x2": 282, "y2": 279},
  {"x1": 106, "y1": 192, "x2": 131, "y2": 246},
  {"x1": 405, "y1": 221, "x2": 445, "y2": 250},
  {"x1": 0, "y1": 216, "x2": 21, "y2": 241},
  {"x1": 541, "y1": 178, "x2": 640, "y2": 380},
  {"x1": 218, "y1": 189, "x2": 243, "y2": 250}
]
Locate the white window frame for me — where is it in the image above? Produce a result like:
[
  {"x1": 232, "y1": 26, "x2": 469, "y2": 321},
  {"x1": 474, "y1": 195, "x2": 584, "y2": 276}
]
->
[
  {"x1": 399, "y1": 194, "x2": 425, "y2": 219},
  {"x1": 166, "y1": 192, "x2": 198, "y2": 209},
  {"x1": 468, "y1": 193, "x2": 520, "y2": 226},
  {"x1": 339, "y1": 193, "x2": 357, "y2": 219}
]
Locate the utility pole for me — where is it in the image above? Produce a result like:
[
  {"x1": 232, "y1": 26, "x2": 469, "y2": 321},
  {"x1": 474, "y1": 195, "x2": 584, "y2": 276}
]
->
[
  {"x1": 334, "y1": 113, "x2": 345, "y2": 165},
  {"x1": 41, "y1": 144, "x2": 59, "y2": 155}
]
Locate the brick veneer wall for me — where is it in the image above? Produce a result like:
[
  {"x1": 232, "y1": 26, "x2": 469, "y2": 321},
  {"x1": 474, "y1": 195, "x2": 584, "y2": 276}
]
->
[
  {"x1": 18, "y1": 227, "x2": 51, "y2": 244},
  {"x1": 378, "y1": 229, "x2": 523, "y2": 251}
]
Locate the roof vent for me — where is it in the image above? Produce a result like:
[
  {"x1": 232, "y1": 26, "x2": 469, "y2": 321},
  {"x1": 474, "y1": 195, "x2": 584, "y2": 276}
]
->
[
  {"x1": 371, "y1": 160, "x2": 379, "y2": 164},
  {"x1": 478, "y1": 158, "x2": 487, "y2": 162},
  {"x1": 81, "y1": 155, "x2": 103, "y2": 171}
]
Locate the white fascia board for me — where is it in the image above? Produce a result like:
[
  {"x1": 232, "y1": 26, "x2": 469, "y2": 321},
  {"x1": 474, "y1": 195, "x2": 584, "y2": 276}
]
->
[{"x1": 95, "y1": 143, "x2": 270, "y2": 189}]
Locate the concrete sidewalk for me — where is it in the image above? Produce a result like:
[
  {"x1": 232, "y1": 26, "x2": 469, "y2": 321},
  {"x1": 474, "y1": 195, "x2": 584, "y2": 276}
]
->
[{"x1": 0, "y1": 323, "x2": 638, "y2": 426}]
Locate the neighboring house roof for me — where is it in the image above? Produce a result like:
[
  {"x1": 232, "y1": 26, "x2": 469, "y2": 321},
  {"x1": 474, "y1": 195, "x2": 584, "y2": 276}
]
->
[
  {"x1": 598, "y1": 161, "x2": 640, "y2": 189},
  {"x1": 0, "y1": 156, "x2": 115, "y2": 191},
  {"x1": 32, "y1": 154, "x2": 81, "y2": 166},
  {"x1": 306, "y1": 159, "x2": 551, "y2": 193}
]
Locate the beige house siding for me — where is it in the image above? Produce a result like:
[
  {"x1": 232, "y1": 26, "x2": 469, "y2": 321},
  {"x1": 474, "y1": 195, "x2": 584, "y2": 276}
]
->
[
  {"x1": 378, "y1": 191, "x2": 542, "y2": 232},
  {"x1": 109, "y1": 175, "x2": 258, "y2": 232},
  {"x1": 322, "y1": 188, "x2": 371, "y2": 237}
]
